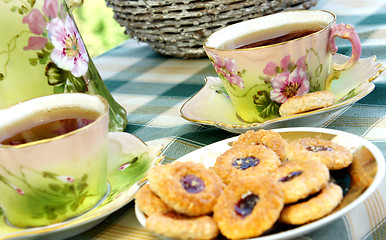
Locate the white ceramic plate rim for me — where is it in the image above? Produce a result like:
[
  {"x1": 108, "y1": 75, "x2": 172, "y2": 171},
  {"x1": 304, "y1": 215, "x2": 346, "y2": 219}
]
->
[{"x1": 136, "y1": 127, "x2": 385, "y2": 240}]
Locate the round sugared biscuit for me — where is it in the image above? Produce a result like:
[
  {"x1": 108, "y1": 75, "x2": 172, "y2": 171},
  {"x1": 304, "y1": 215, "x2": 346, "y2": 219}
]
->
[
  {"x1": 146, "y1": 211, "x2": 219, "y2": 240},
  {"x1": 135, "y1": 184, "x2": 171, "y2": 216},
  {"x1": 279, "y1": 90, "x2": 336, "y2": 117},
  {"x1": 232, "y1": 129, "x2": 288, "y2": 162},
  {"x1": 213, "y1": 144, "x2": 281, "y2": 185},
  {"x1": 213, "y1": 175, "x2": 284, "y2": 239},
  {"x1": 285, "y1": 137, "x2": 353, "y2": 170},
  {"x1": 273, "y1": 161, "x2": 330, "y2": 204},
  {"x1": 279, "y1": 183, "x2": 343, "y2": 225},
  {"x1": 148, "y1": 161, "x2": 223, "y2": 217}
]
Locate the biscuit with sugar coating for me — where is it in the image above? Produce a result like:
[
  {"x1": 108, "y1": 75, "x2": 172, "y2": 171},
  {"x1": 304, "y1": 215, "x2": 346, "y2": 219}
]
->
[{"x1": 279, "y1": 90, "x2": 335, "y2": 117}]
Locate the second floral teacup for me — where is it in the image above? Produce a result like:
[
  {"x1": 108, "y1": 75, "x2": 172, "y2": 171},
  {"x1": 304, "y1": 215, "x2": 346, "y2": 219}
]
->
[
  {"x1": 203, "y1": 10, "x2": 361, "y2": 123},
  {"x1": 0, "y1": 93, "x2": 109, "y2": 228}
]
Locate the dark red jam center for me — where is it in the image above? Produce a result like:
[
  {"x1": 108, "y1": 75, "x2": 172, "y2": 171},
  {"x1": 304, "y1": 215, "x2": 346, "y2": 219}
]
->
[
  {"x1": 306, "y1": 145, "x2": 334, "y2": 152},
  {"x1": 232, "y1": 156, "x2": 259, "y2": 170},
  {"x1": 181, "y1": 174, "x2": 205, "y2": 193},
  {"x1": 279, "y1": 170, "x2": 303, "y2": 182},
  {"x1": 235, "y1": 192, "x2": 259, "y2": 217}
]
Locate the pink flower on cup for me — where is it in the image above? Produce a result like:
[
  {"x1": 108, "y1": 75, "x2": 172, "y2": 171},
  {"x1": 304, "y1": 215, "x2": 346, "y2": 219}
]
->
[
  {"x1": 47, "y1": 15, "x2": 89, "y2": 77},
  {"x1": 11, "y1": 184, "x2": 25, "y2": 196},
  {"x1": 56, "y1": 176, "x2": 75, "y2": 183},
  {"x1": 265, "y1": 55, "x2": 310, "y2": 103},
  {"x1": 118, "y1": 162, "x2": 131, "y2": 171},
  {"x1": 270, "y1": 68, "x2": 310, "y2": 103},
  {"x1": 207, "y1": 51, "x2": 244, "y2": 89}
]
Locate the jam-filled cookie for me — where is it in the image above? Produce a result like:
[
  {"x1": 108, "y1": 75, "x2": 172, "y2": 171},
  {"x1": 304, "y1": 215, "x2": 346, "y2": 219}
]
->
[
  {"x1": 213, "y1": 144, "x2": 281, "y2": 184},
  {"x1": 273, "y1": 161, "x2": 330, "y2": 204},
  {"x1": 279, "y1": 90, "x2": 336, "y2": 117},
  {"x1": 232, "y1": 129, "x2": 288, "y2": 162},
  {"x1": 146, "y1": 211, "x2": 219, "y2": 240},
  {"x1": 148, "y1": 161, "x2": 223, "y2": 217},
  {"x1": 285, "y1": 137, "x2": 353, "y2": 170},
  {"x1": 213, "y1": 175, "x2": 284, "y2": 239},
  {"x1": 279, "y1": 183, "x2": 343, "y2": 225},
  {"x1": 135, "y1": 184, "x2": 171, "y2": 216}
]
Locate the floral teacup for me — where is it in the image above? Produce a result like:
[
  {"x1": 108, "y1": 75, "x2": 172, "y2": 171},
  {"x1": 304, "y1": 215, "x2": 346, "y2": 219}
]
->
[
  {"x1": 203, "y1": 10, "x2": 361, "y2": 123},
  {"x1": 0, "y1": 93, "x2": 109, "y2": 228}
]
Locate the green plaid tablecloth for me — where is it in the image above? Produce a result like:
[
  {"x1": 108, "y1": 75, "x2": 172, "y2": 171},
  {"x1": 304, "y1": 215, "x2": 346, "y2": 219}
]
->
[{"x1": 73, "y1": 0, "x2": 386, "y2": 239}]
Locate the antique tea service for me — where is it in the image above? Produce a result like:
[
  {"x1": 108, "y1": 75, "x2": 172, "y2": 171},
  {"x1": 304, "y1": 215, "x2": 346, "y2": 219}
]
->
[
  {"x1": 204, "y1": 10, "x2": 362, "y2": 123},
  {"x1": 0, "y1": 1, "x2": 381, "y2": 239}
]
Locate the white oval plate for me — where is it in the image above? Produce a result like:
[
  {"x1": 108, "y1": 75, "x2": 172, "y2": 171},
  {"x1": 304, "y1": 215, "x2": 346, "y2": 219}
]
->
[
  {"x1": 0, "y1": 132, "x2": 162, "y2": 240},
  {"x1": 181, "y1": 55, "x2": 384, "y2": 134},
  {"x1": 136, "y1": 127, "x2": 385, "y2": 240}
]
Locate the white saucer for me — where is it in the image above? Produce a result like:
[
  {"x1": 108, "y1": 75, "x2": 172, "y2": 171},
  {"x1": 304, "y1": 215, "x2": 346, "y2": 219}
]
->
[
  {"x1": 181, "y1": 55, "x2": 384, "y2": 133},
  {"x1": 135, "y1": 127, "x2": 385, "y2": 240},
  {"x1": 0, "y1": 132, "x2": 162, "y2": 240}
]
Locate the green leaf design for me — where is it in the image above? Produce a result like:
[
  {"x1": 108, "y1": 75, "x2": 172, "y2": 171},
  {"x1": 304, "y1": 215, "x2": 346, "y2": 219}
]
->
[
  {"x1": 43, "y1": 172, "x2": 57, "y2": 179},
  {"x1": 261, "y1": 102, "x2": 280, "y2": 119},
  {"x1": 49, "y1": 184, "x2": 62, "y2": 192},
  {"x1": 252, "y1": 90, "x2": 280, "y2": 119},
  {"x1": 28, "y1": 0, "x2": 36, "y2": 8},
  {"x1": 81, "y1": 174, "x2": 88, "y2": 182},
  {"x1": 77, "y1": 182, "x2": 88, "y2": 193},
  {"x1": 315, "y1": 64, "x2": 323, "y2": 77},
  {"x1": 29, "y1": 58, "x2": 38, "y2": 66}
]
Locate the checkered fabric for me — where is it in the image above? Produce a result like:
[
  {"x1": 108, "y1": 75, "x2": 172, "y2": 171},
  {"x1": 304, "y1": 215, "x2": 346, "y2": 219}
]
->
[{"x1": 75, "y1": 0, "x2": 386, "y2": 239}]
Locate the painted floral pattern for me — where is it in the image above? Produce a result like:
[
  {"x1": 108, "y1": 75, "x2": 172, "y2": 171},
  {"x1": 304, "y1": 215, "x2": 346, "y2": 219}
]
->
[
  {"x1": 47, "y1": 15, "x2": 89, "y2": 77},
  {"x1": 208, "y1": 51, "x2": 315, "y2": 121},
  {"x1": 264, "y1": 55, "x2": 310, "y2": 103},
  {"x1": 207, "y1": 50, "x2": 245, "y2": 89},
  {"x1": 0, "y1": 165, "x2": 89, "y2": 220},
  {"x1": 2, "y1": 0, "x2": 90, "y2": 93}
]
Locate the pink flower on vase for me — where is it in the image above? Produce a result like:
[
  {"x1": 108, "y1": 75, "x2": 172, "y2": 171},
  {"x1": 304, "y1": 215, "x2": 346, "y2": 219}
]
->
[
  {"x1": 270, "y1": 68, "x2": 310, "y2": 103},
  {"x1": 207, "y1": 50, "x2": 244, "y2": 89},
  {"x1": 24, "y1": 36, "x2": 49, "y2": 50},
  {"x1": 47, "y1": 15, "x2": 89, "y2": 77},
  {"x1": 43, "y1": 0, "x2": 59, "y2": 19},
  {"x1": 56, "y1": 176, "x2": 75, "y2": 183},
  {"x1": 22, "y1": 9, "x2": 47, "y2": 35}
]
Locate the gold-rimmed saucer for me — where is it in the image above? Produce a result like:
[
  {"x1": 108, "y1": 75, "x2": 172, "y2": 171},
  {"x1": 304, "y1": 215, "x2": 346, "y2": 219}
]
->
[{"x1": 181, "y1": 55, "x2": 384, "y2": 134}]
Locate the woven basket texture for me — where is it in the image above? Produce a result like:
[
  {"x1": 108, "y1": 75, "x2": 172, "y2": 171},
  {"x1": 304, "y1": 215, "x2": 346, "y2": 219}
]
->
[{"x1": 106, "y1": 0, "x2": 318, "y2": 58}]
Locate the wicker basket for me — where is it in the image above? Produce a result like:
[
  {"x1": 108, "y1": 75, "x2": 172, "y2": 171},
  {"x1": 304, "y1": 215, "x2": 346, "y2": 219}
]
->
[{"x1": 106, "y1": 0, "x2": 318, "y2": 58}]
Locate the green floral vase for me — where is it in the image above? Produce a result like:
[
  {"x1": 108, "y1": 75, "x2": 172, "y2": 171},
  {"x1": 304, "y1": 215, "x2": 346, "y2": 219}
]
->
[{"x1": 0, "y1": 0, "x2": 128, "y2": 131}]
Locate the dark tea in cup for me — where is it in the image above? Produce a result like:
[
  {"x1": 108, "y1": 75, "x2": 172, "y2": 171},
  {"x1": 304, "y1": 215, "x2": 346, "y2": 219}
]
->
[
  {"x1": 220, "y1": 21, "x2": 326, "y2": 49},
  {"x1": 1, "y1": 109, "x2": 99, "y2": 145}
]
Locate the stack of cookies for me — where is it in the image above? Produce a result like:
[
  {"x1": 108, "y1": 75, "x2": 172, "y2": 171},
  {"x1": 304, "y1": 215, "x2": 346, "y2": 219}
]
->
[{"x1": 136, "y1": 129, "x2": 353, "y2": 239}]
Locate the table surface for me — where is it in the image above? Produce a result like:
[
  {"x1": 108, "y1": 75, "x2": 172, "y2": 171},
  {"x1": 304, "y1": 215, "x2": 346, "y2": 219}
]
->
[{"x1": 73, "y1": 0, "x2": 386, "y2": 239}]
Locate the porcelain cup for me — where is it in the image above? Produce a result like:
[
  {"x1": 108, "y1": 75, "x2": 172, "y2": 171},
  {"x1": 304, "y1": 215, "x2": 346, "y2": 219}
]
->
[
  {"x1": 0, "y1": 93, "x2": 109, "y2": 228},
  {"x1": 203, "y1": 10, "x2": 361, "y2": 123}
]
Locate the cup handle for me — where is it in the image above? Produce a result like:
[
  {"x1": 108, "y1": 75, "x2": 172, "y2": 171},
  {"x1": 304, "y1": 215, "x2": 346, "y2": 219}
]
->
[{"x1": 325, "y1": 23, "x2": 362, "y2": 91}]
